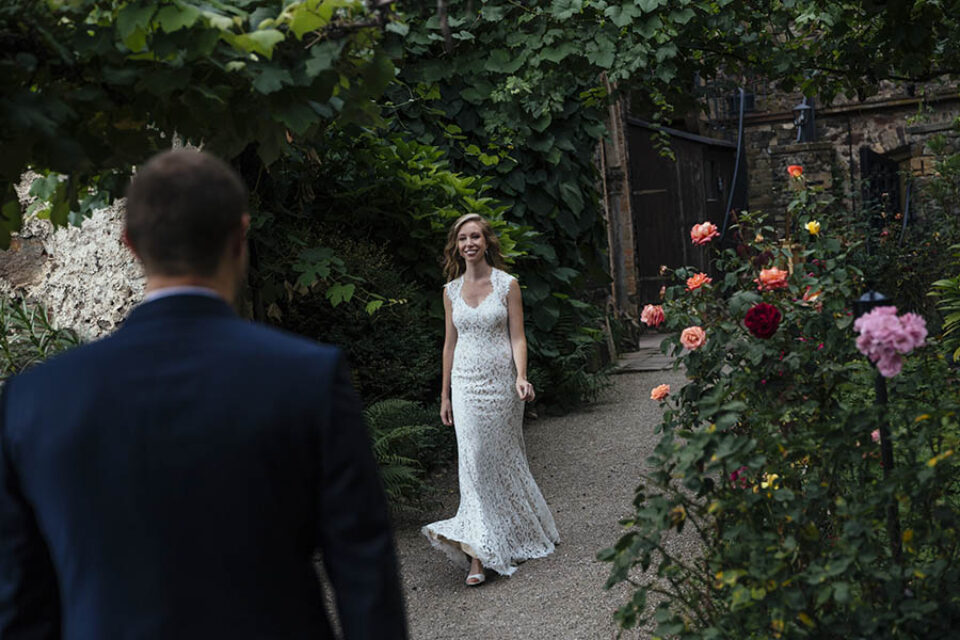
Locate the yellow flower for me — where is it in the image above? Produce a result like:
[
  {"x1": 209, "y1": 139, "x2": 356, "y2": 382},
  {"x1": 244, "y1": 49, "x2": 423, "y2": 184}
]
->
[
  {"x1": 669, "y1": 505, "x2": 687, "y2": 527},
  {"x1": 771, "y1": 618, "x2": 785, "y2": 638},
  {"x1": 805, "y1": 220, "x2": 821, "y2": 235},
  {"x1": 761, "y1": 473, "x2": 780, "y2": 490},
  {"x1": 928, "y1": 449, "x2": 955, "y2": 467}
]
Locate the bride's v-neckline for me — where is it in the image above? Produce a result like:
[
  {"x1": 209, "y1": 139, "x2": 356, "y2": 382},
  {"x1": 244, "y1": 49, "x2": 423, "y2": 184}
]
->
[{"x1": 460, "y1": 273, "x2": 495, "y2": 310}]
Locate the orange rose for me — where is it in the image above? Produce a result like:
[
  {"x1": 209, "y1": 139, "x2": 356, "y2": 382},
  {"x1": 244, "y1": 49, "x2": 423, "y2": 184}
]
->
[
  {"x1": 787, "y1": 165, "x2": 803, "y2": 178},
  {"x1": 802, "y1": 286, "x2": 822, "y2": 304},
  {"x1": 650, "y1": 384, "x2": 671, "y2": 401},
  {"x1": 755, "y1": 267, "x2": 789, "y2": 291},
  {"x1": 686, "y1": 272, "x2": 712, "y2": 291},
  {"x1": 690, "y1": 221, "x2": 720, "y2": 245},
  {"x1": 801, "y1": 286, "x2": 823, "y2": 311},
  {"x1": 680, "y1": 326, "x2": 707, "y2": 350}
]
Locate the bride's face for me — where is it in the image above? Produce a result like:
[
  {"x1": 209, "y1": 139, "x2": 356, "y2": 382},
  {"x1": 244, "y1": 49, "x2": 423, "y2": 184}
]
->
[{"x1": 457, "y1": 221, "x2": 487, "y2": 263}]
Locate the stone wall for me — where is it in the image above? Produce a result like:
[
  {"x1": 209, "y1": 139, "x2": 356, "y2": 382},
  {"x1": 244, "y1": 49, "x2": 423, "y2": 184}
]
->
[
  {"x1": 2, "y1": 177, "x2": 144, "y2": 341},
  {"x1": 732, "y1": 88, "x2": 960, "y2": 221}
]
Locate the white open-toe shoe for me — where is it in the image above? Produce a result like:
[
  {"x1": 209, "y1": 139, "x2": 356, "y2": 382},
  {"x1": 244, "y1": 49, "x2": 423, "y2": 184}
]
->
[{"x1": 465, "y1": 572, "x2": 486, "y2": 586}]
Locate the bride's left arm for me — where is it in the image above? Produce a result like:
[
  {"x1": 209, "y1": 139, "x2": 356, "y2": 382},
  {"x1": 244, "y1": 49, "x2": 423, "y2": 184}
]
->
[{"x1": 507, "y1": 278, "x2": 535, "y2": 402}]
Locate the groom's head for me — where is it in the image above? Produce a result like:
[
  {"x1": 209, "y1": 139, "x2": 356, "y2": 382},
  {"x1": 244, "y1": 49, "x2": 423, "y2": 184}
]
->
[{"x1": 124, "y1": 150, "x2": 249, "y2": 284}]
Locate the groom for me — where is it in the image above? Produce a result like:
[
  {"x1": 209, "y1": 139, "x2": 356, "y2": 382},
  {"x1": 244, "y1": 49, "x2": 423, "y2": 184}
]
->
[{"x1": 0, "y1": 150, "x2": 407, "y2": 639}]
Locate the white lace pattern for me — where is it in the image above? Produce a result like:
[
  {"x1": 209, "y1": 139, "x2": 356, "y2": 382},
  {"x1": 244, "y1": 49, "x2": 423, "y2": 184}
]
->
[{"x1": 423, "y1": 268, "x2": 560, "y2": 576}]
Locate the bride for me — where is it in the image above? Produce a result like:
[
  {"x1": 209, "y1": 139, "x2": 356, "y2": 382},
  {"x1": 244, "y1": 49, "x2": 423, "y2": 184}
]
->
[{"x1": 422, "y1": 213, "x2": 559, "y2": 586}]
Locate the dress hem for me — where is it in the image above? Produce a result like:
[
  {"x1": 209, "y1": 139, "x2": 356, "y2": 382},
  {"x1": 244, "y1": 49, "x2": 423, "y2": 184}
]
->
[{"x1": 421, "y1": 525, "x2": 558, "y2": 577}]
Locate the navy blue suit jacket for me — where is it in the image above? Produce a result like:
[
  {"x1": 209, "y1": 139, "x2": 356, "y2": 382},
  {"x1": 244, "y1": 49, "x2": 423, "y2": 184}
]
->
[{"x1": 0, "y1": 294, "x2": 407, "y2": 639}]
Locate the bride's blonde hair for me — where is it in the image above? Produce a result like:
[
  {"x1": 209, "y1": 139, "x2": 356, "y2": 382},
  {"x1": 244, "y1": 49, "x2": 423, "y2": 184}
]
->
[{"x1": 443, "y1": 213, "x2": 505, "y2": 281}]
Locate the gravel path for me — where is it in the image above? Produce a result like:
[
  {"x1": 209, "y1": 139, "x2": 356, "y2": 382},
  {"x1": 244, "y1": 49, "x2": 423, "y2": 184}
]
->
[{"x1": 394, "y1": 367, "x2": 689, "y2": 640}]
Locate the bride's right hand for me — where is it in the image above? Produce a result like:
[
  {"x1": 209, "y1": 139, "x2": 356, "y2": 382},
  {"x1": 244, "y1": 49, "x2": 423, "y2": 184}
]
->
[{"x1": 440, "y1": 398, "x2": 454, "y2": 426}]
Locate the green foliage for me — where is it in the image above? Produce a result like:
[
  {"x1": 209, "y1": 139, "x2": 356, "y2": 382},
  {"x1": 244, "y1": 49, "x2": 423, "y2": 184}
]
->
[
  {"x1": 247, "y1": 124, "x2": 538, "y2": 406},
  {"x1": 931, "y1": 245, "x2": 960, "y2": 360},
  {"x1": 813, "y1": 128, "x2": 960, "y2": 322},
  {"x1": 392, "y1": 1, "x2": 614, "y2": 408},
  {"x1": 364, "y1": 398, "x2": 454, "y2": 508},
  {"x1": 602, "y1": 195, "x2": 960, "y2": 636},
  {"x1": 264, "y1": 227, "x2": 440, "y2": 404},
  {"x1": 0, "y1": 298, "x2": 81, "y2": 382},
  {"x1": 1, "y1": 0, "x2": 394, "y2": 245}
]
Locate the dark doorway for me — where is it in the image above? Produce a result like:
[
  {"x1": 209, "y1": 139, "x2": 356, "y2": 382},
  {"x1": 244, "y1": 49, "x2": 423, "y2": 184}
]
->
[
  {"x1": 627, "y1": 119, "x2": 740, "y2": 303},
  {"x1": 860, "y1": 147, "x2": 902, "y2": 218}
]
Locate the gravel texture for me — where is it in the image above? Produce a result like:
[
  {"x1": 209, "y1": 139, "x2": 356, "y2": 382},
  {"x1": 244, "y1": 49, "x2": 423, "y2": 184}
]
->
[{"x1": 395, "y1": 367, "x2": 691, "y2": 640}]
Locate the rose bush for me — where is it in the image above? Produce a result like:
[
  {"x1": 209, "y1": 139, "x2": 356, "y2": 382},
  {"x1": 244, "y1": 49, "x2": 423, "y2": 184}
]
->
[{"x1": 602, "y1": 190, "x2": 960, "y2": 637}]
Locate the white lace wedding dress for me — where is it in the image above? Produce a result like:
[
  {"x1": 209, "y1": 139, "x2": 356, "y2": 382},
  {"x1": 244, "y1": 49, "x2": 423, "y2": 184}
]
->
[{"x1": 423, "y1": 268, "x2": 559, "y2": 576}]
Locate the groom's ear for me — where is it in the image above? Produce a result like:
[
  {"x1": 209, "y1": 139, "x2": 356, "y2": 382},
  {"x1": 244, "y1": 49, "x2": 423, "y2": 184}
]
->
[
  {"x1": 230, "y1": 214, "x2": 251, "y2": 258},
  {"x1": 121, "y1": 228, "x2": 141, "y2": 261}
]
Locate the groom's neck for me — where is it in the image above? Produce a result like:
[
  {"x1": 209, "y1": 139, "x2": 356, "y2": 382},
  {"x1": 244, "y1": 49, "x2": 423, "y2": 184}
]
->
[{"x1": 144, "y1": 273, "x2": 236, "y2": 304}]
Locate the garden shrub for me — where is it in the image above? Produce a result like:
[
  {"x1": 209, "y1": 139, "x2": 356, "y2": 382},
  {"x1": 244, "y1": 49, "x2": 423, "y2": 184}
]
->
[
  {"x1": 602, "y1": 174, "x2": 960, "y2": 638},
  {"x1": 930, "y1": 244, "x2": 960, "y2": 361},
  {"x1": 262, "y1": 224, "x2": 440, "y2": 404},
  {"x1": 0, "y1": 298, "x2": 81, "y2": 382},
  {"x1": 364, "y1": 398, "x2": 454, "y2": 509},
  {"x1": 821, "y1": 129, "x2": 960, "y2": 320}
]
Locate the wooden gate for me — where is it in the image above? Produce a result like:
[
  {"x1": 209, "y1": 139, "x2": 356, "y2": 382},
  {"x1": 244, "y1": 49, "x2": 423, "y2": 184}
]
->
[{"x1": 627, "y1": 119, "x2": 739, "y2": 303}]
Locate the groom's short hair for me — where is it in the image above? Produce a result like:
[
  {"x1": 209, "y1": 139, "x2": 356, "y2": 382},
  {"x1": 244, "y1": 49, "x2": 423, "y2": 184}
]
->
[{"x1": 125, "y1": 149, "x2": 248, "y2": 277}]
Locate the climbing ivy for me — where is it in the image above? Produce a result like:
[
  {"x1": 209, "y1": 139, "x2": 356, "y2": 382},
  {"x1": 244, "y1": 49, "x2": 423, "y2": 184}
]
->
[{"x1": 389, "y1": 2, "x2": 618, "y2": 409}]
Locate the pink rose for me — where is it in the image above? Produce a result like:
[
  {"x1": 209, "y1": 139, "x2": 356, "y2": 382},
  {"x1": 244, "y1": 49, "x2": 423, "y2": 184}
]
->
[
  {"x1": 650, "y1": 384, "x2": 670, "y2": 401},
  {"x1": 641, "y1": 304, "x2": 665, "y2": 328},
  {"x1": 755, "y1": 267, "x2": 789, "y2": 291},
  {"x1": 871, "y1": 429, "x2": 881, "y2": 444},
  {"x1": 680, "y1": 326, "x2": 707, "y2": 350},
  {"x1": 690, "y1": 221, "x2": 720, "y2": 245}
]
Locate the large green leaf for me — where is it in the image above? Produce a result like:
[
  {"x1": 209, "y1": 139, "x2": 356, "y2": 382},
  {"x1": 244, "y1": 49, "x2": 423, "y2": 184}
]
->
[
  {"x1": 156, "y1": 5, "x2": 201, "y2": 33},
  {"x1": 559, "y1": 181, "x2": 584, "y2": 214},
  {"x1": 252, "y1": 66, "x2": 293, "y2": 94},
  {"x1": 233, "y1": 29, "x2": 285, "y2": 59},
  {"x1": 288, "y1": 0, "x2": 336, "y2": 39},
  {"x1": 116, "y1": 3, "x2": 156, "y2": 39},
  {"x1": 305, "y1": 40, "x2": 344, "y2": 77}
]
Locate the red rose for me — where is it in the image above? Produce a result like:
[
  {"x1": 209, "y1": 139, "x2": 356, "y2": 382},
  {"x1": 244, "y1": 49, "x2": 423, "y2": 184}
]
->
[{"x1": 744, "y1": 303, "x2": 782, "y2": 339}]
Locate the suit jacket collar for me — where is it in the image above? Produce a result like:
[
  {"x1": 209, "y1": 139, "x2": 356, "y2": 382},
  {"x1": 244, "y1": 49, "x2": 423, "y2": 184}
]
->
[{"x1": 123, "y1": 294, "x2": 237, "y2": 327}]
